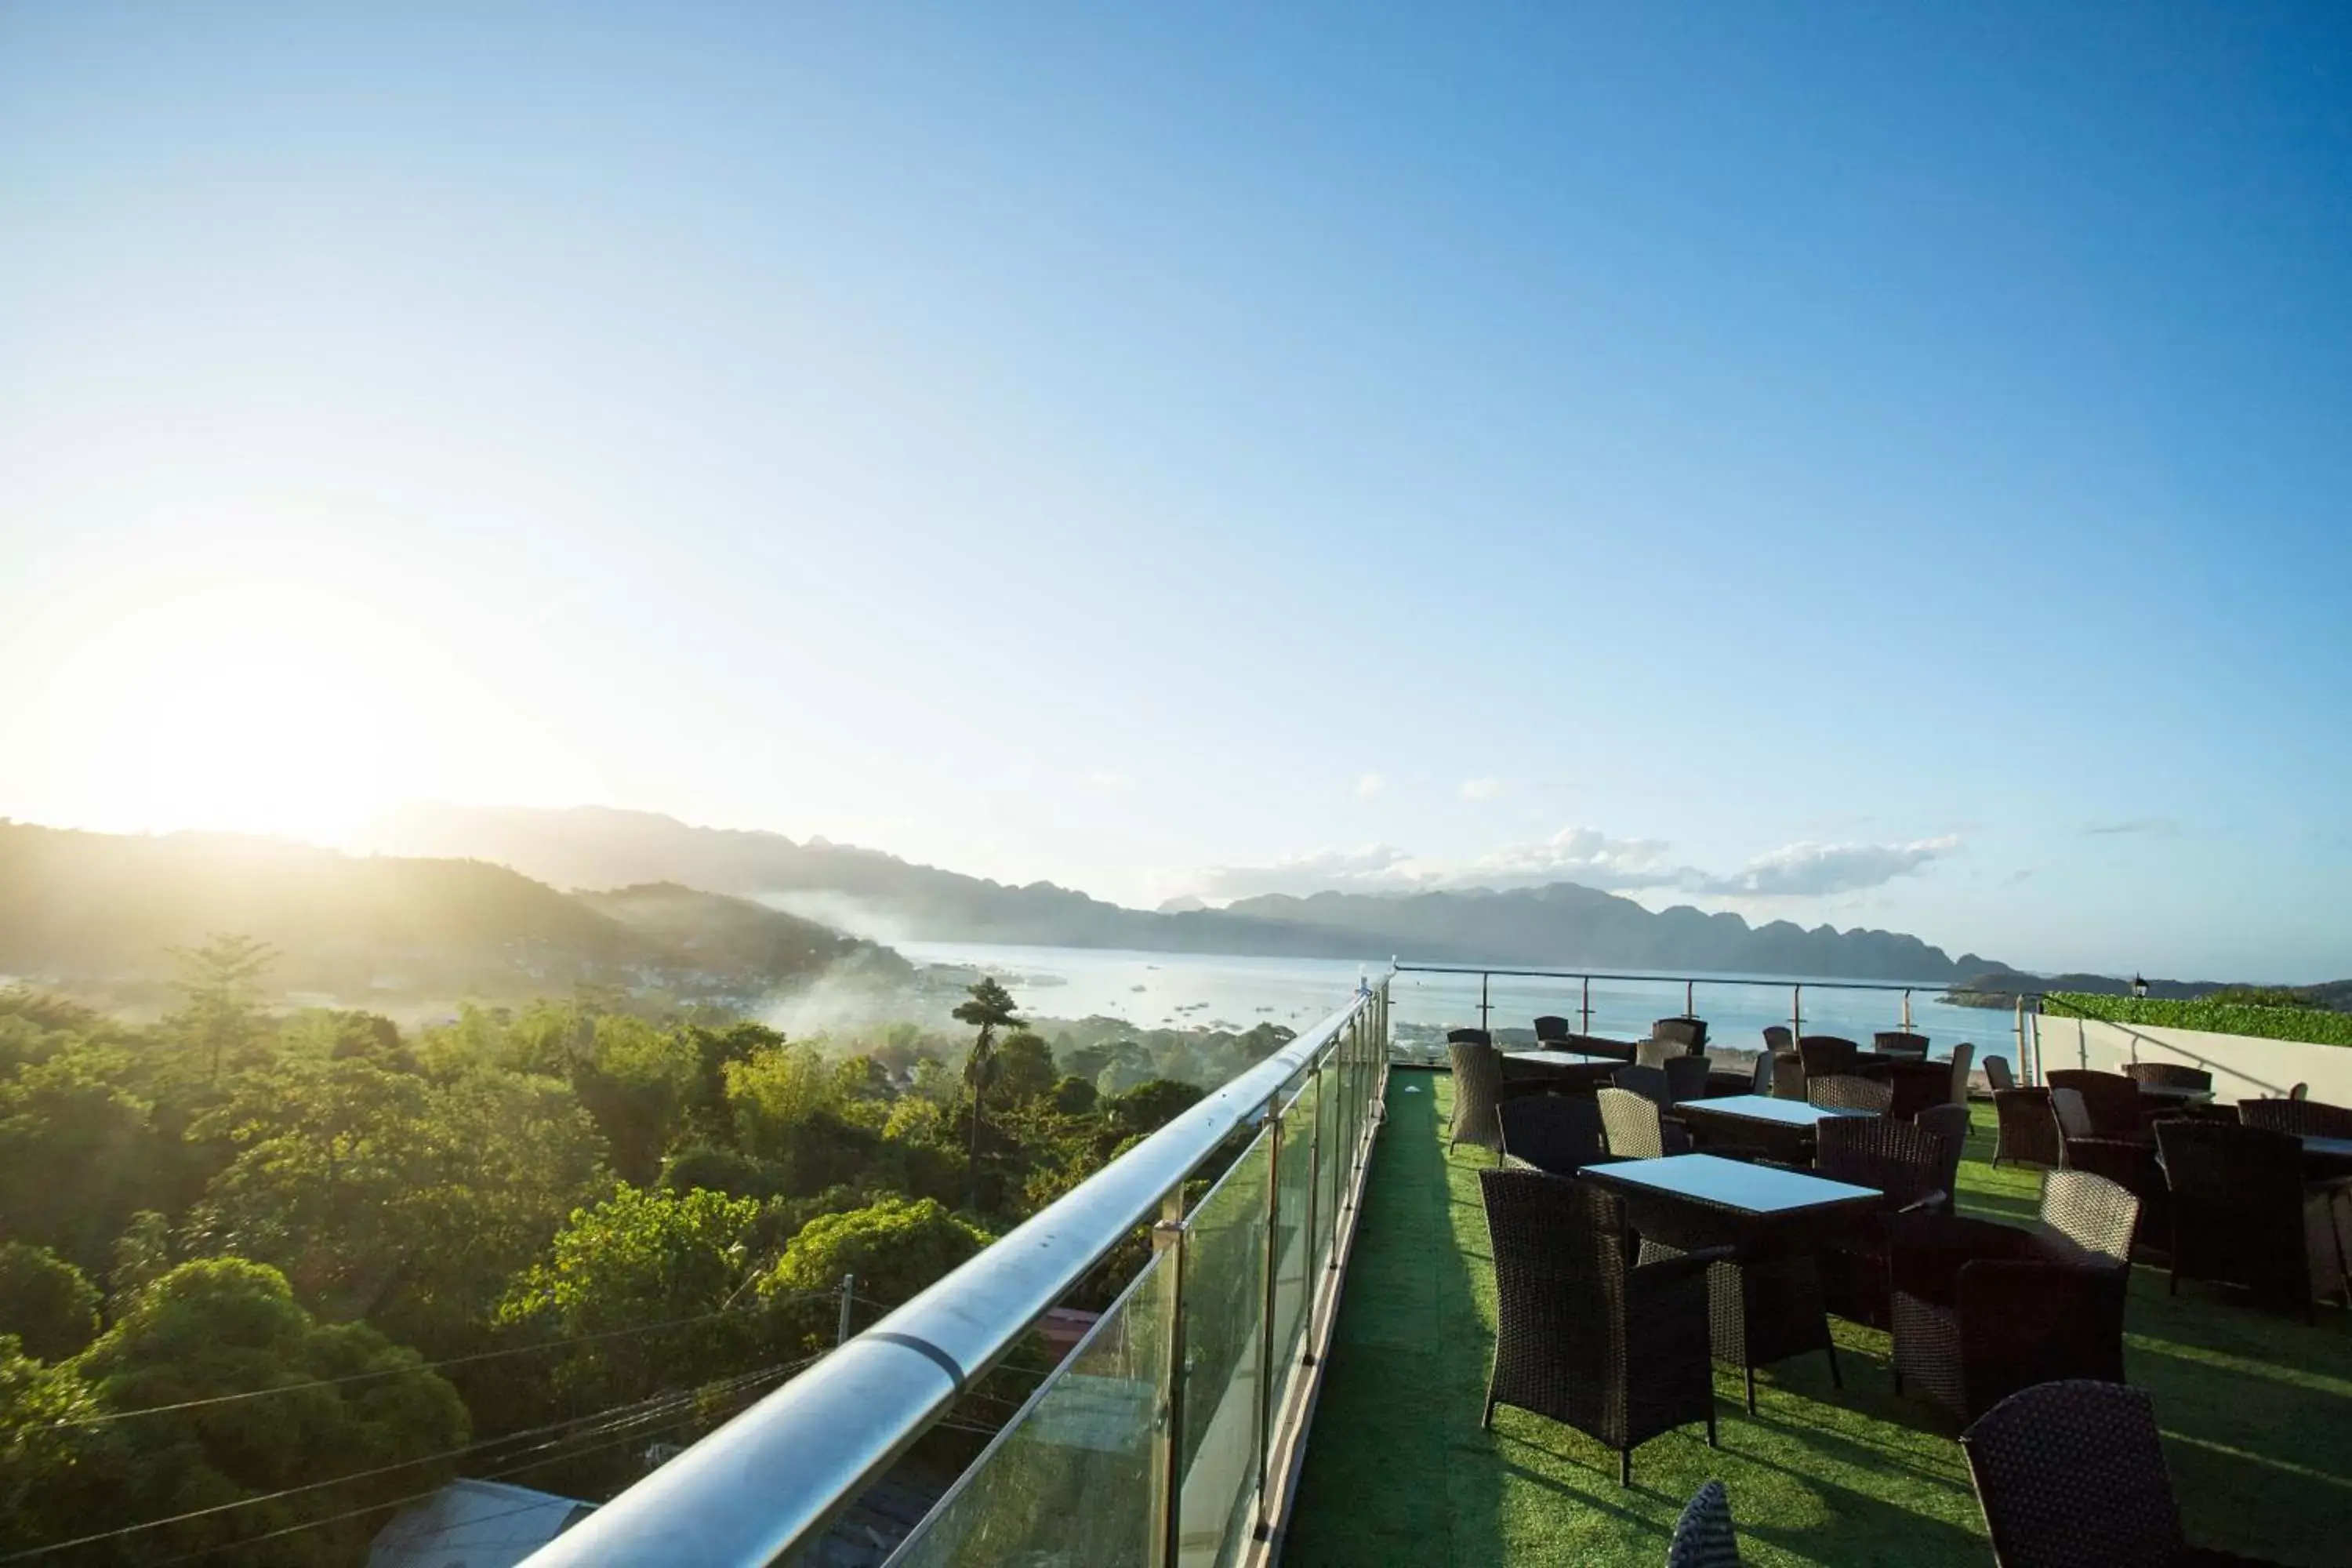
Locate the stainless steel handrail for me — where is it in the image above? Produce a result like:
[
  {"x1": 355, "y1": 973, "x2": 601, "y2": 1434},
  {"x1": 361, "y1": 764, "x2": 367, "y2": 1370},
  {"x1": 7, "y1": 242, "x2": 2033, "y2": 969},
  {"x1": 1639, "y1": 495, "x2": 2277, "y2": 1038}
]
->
[{"x1": 522, "y1": 982, "x2": 1385, "y2": 1568}]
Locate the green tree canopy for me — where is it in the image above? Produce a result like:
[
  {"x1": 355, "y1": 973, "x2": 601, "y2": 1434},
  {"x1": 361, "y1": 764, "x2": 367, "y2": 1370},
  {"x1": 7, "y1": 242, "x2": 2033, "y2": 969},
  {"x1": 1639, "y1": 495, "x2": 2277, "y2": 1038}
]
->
[
  {"x1": 0, "y1": 1246, "x2": 100, "y2": 1363},
  {"x1": 760, "y1": 1196, "x2": 990, "y2": 1325}
]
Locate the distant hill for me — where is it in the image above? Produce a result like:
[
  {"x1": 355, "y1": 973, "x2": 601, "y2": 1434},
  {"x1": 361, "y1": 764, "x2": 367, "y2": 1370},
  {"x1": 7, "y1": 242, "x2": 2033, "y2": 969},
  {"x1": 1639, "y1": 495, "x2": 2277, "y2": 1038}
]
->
[
  {"x1": 0, "y1": 822, "x2": 904, "y2": 1006},
  {"x1": 1947, "y1": 970, "x2": 2352, "y2": 1011},
  {"x1": 360, "y1": 804, "x2": 2006, "y2": 982}
]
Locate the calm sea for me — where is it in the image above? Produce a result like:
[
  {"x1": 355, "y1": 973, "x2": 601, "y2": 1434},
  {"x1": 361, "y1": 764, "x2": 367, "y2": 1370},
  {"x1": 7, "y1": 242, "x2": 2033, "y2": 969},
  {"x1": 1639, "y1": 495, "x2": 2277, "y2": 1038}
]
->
[{"x1": 894, "y1": 942, "x2": 2020, "y2": 1064}]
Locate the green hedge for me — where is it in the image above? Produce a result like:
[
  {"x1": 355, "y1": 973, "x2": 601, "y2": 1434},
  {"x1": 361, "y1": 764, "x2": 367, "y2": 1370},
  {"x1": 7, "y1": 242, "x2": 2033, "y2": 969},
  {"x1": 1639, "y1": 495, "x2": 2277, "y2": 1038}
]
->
[{"x1": 2045, "y1": 993, "x2": 2352, "y2": 1048}]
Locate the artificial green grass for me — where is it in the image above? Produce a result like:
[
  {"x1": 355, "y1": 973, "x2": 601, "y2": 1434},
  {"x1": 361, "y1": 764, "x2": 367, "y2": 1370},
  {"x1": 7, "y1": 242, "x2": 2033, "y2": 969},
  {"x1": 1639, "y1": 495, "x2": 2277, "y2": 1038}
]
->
[{"x1": 1283, "y1": 1075, "x2": 2352, "y2": 1567}]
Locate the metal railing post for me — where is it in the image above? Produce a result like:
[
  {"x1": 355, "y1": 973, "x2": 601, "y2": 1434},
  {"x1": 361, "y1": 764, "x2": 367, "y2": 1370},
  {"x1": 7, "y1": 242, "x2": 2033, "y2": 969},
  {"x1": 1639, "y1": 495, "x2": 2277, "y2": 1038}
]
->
[
  {"x1": 1304, "y1": 1064, "x2": 1325, "y2": 1332},
  {"x1": 1580, "y1": 975, "x2": 1591, "y2": 1035},
  {"x1": 834, "y1": 1273, "x2": 856, "y2": 1347},
  {"x1": 1901, "y1": 988, "x2": 1914, "y2": 1032},
  {"x1": 1254, "y1": 1099, "x2": 1283, "y2": 1518},
  {"x1": 2013, "y1": 997, "x2": 2028, "y2": 1084},
  {"x1": 1149, "y1": 1200, "x2": 1189, "y2": 1568},
  {"x1": 1684, "y1": 978, "x2": 1693, "y2": 1018},
  {"x1": 1792, "y1": 984, "x2": 1804, "y2": 1046},
  {"x1": 1477, "y1": 971, "x2": 1491, "y2": 1036}
]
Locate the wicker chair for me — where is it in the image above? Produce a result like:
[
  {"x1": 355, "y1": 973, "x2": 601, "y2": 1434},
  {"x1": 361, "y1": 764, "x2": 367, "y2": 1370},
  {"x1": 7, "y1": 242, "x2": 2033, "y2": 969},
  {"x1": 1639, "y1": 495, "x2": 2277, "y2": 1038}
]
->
[
  {"x1": 1448, "y1": 1040, "x2": 1506, "y2": 1156},
  {"x1": 2046, "y1": 1069, "x2": 2150, "y2": 1142},
  {"x1": 1533, "y1": 1014, "x2": 1571, "y2": 1043},
  {"x1": 1946, "y1": 1042, "x2": 1975, "y2": 1106},
  {"x1": 1664, "y1": 1054, "x2": 1714, "y2": 1106},
  {"x1": 1962, "y1": 1380, "x2": 2292, "y2": 1568},
  {"x1": 1748, "y1": 1052, "x2": 1775, "y2": 1096},
  {"x1": 1813, "y1": 1115, "x2": 1955, "y2": 1326},
  {"x1": 1636, "y1": 1037, "x2": 1683, "y2": 1070},
  {"x1": 1762, "y1": 1025, "x2": 1793, "y2": 1055},
  {"x1": 1990, "y1": 1088, "x2": 2063, "y2": 1170},
  {"x1": 1983, "y1": 1054, "x2": 2016, "y2": 1092},
  {"x1": 1566, "y1": 1033, "x2": 1638, "y2": 1064},
  {"x1": 1875, "y1": 1030, "x2": 1930, "y2": 1058},
  {"x1": 2155, "y1": 1118, "x2": 2352, "y2": 1313},
  {"x1": 2290, "y1": 1082, "x2": 2309, "y2": 1102},
  {"x1": 1476, "y1": 1171, "x2": 1724, "y2": 1486},
  {"x1": 1808, "y1": 1075, "x2": 1894, "y2": 1116},
  {"x1": 1499, "y1": 1093, "x2": 1608, "y2": 1177},
  {"x1": 1798, "y1": 1036, "x2": 1860, "y2": 1078},
  {"x1": 1613, "y1": 1064, "x2": 1673, "y2": 1107},
  {"x1": 1665, "y1": 1479, "x2": 1744, "y2": 1567},
  {"x1": 1597, "y1": 1086, "x2": 1690, "y2": 1160},
  {"x1": 2239, "y1": 1097, "x2": 2352, "y2": 1140},
  {"x1": 1882, "y1": 1058, "x2": 1958, "y2": 1120},
  {"x1": 2125, "y1": 1062, "x2": 2213, "y2": 1094},
  {"x1": 1914, "y1": 1104, "x2": 1970, "y2": 1204},
  {"x1": 1448, "y1": 1026, "x2": 1494, "y2": 1047},
  {"x1": 1889, "y1": 1169, "x2": 2140, "y2": 1423},
  {"x1": 1653, "y1": 1017, "x2": 1710, "y2": 1054}
]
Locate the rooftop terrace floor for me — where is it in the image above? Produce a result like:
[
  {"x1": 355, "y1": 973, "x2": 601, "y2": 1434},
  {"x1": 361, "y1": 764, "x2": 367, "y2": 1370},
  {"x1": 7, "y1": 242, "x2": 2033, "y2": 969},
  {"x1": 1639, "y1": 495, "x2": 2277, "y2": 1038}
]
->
[{"x1": 1285, "y1": 1073, "x2": 2352, "y2": 1566}]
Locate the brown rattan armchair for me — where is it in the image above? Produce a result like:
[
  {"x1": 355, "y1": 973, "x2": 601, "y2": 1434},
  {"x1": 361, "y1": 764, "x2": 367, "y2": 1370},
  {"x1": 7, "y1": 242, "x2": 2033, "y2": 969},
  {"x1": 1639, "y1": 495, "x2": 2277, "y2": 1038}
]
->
[
  {"x1": 1990, "y1": 1087, "x2": 2063, "y2": 1170},
  {"x1": 1448, "y1": 1040, "x2": 1506, "y2": 1157},
  {"x1": 1798, "y1": 1036, "x2": 1860, "y2": 1077},
  {"x1": 1498, "y1": 1093, "x2": 1608, "y2": 1177},
  {"x1": 1962, "y1": 1380, "x2": 2292, "y2": 1567},
  {"x1": 1596, "y1": 1085, "x2": 1692, "y2": 1160},
  {"x1": 1477, "y1": 1170, "x2": 1726, "y2": 1486},
  {"x1": 1982, "y1": 1054, "x2": 2016, "y2": 1092},
  {"x1": 2046, "y1": 1069, "x2": 2151, "y2": 1143},
  {"x1": 2125, "y1": 1061, "x2": 2213, "y2": 1094},
  {"x1": 2239, "y1": 1097, "x2": 2352, "y2": 1140},
  {"x1": 1665, "y1": 1479, "x2": 1744, "y2": 1567},
  {"x1": 1533, "y1": 1014, "x2": 1571, "y2": 1043},
  {"x1": 1653, "y1": 1016, "x2": 1710, "y2": 1054},
  {"x1": 1807, "y1": 1075, "x2": 1894, "y2": 1116},
  {"x1": 2155, "y1": 1117, "x2": 2352, "y2": 1315},
  {"x1": 1875, "y1": 1030, "x2": 1930, "y2": 1058},
  {"x1": 1813, "y1": 1115, "x2": 1955, "y2": 1326},
  {"x1": 1889, "y1": 1168, "x2": 2140, "y2": 1423},
  {"x1": 1663, "y1": 1054, "x2": 1714, "y2": 1105}
]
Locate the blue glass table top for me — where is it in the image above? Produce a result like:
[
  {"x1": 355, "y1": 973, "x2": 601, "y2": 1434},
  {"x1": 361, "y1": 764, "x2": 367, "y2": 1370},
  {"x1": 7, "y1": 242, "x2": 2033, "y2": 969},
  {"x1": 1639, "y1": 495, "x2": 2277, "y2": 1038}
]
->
[
  {"x1": 1582, "y1": 1153, "x2": 1881, "y2": 1216},
  {"x1": 1675, "y1": 1094, "x2": 1874, "y2": 1130}
]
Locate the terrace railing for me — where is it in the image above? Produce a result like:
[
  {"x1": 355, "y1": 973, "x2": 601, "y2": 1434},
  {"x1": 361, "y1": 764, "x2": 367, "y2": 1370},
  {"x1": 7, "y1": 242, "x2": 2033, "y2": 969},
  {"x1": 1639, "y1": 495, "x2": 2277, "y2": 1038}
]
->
[
  {"x1": 1387, "y1": 960, "x2": 2047, "y2": 1083},
  {"x1": 523, "y1": 977, "x2": 1392, "y2": 1568}
]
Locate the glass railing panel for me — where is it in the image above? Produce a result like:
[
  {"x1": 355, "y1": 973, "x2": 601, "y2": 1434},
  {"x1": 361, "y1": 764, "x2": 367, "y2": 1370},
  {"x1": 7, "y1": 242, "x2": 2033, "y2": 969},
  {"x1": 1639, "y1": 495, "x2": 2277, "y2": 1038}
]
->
[
  {"x1": 889, "y1": 1249, "x2": 1174, "y2": 1568},
  {"x1": 1176, "y1": 1131, "x2": 1269, "y2": 1568},
  {"x1": 1265, "y1": 1073, "x2": 1316, "y2": 1434}
]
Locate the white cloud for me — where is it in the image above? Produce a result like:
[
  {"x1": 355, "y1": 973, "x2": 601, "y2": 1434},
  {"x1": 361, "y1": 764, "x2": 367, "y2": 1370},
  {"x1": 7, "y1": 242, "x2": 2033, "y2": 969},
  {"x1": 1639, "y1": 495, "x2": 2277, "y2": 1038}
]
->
[
  {"x1": 1183, "y1": 828, "x2": 1963, "y2": 904},
  {"x1": 1458, "y1": 776, "x2": 1512, "y2": 800},
  {"x1": 1356, "y1": 772, "x2": 1386, "y2": 798},
  {"x1": 1078, "y1": 769, "x2": 1135, "y2": 792},
  {"x1": 1697, "y1": 835, "x2": 1960, "y2": 898}
]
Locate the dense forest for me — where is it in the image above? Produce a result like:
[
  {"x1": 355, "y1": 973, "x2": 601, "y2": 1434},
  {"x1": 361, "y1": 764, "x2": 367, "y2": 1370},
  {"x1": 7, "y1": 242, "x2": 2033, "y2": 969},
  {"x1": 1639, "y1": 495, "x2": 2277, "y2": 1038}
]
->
[{"x1": 0, "y1": 944, "x2": 1290, "y2": 1563}]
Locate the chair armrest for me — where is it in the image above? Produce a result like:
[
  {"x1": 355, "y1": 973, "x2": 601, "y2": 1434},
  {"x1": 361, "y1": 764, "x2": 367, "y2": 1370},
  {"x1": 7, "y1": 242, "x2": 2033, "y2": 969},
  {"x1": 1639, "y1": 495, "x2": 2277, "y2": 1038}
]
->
[
  {"x1": 1897, "y1": 1189, "x2": 1949, "y2": 1216},
  {"x1": 1889, "y1": 1210, "x2": 2039, "y2": 1302}
]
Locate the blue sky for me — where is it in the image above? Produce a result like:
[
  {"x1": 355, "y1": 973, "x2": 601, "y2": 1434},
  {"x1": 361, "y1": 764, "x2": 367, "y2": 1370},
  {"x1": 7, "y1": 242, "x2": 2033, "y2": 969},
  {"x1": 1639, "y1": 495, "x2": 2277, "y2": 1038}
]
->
[{"x1": 3, "y1": 5, "x2": 2348, "y2": 978}]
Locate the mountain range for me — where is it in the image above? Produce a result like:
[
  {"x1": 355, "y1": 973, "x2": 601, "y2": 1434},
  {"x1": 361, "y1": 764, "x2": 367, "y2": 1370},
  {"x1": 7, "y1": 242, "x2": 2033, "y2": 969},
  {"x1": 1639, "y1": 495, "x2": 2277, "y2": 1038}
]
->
[
  {"x1": 0, "y1": 820, "x2": 906, "y2": 1007},
  {"x1": 358, "y1": 804, "x2": 2011, "y2": 982}
]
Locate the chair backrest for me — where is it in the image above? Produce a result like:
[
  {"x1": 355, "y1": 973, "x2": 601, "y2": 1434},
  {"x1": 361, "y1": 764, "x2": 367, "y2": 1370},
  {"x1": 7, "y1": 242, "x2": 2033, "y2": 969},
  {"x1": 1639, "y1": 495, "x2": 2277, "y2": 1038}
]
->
[
  {"x1": 1762, "y1": 1025, "x2": 1793, "y2": 1054},
  {"x1": 1635, "y1": 1037, "x2": 1682, "y2": 1070},
  {"x1": 1596, "y1": 1087, "x2": 1670, "y2": 1160},
  {"x1": 1447, "y1": 1026, "x2": 1494, "y2": 1047},
  {"x1": 2122, "y1": 1061, "x2": 2212, "y2": 1092},
  {"x1": 1532, "y1": 1014, "x2": 1570, "y2": 1042},
  {"x1": 1748, "y1": 1052, "x2": 1775, "y2": 1096},
  {"x1": 1874, "y1": 1030, "x2": 1930, "y2": 1058},
  {"x1": 1663, "y1": 1054, "x2": 1714, "y2": 1105},
  {"x1": 1959, "y1": 1381, "x2": 2187, "y2": 1568},
  {"x1": 1945, "y1": 1042, "x2": 1975, "y2": 1105},
  {"x1": 1497, "y1": 1094, "x2": 1606, "y2": 1176},
  {"x1": 1806, "y1": 1074, "x2": 1893, "y2": 1116},
  {"x1": 2050, "y1": 1087, "x2": 2095, "y2": 1141},
  {"x1": 2239, "y1": 1097, "x2": 2352, "y2": 1140},
  {"x1": 1611, "y1": 1064, "x2": 1671, "y2": 1108},
  {"x1": 1991, "y1": 1088, "x2": 2063, "y2": 1169},
  {"x1": 1798, "y1": 1036, "x2": 1859, "y2": 1076},
  {"x1": 1912, "y1": 1103, "x2": 1970, "y2": 1199},
  {"x1": 1769, "y1": 1052, "x2": 1808, "y2": 1102},
  {"x1": 1448, "y1": 1040, "x2": 1507, "y2": 1150},
  {"x1": 2291, "y1": 1081, "x2": 2309, "y2": 1101},
  {"x1": 2038, "y1": 1168, "x2": 2140, "y2": 1264},
  {"x1": 1653, "y1": 1016, "x2": 1710, "y2": 1053},
  {"x1": 1664, "y1": 1479, "x2": 1744, "y2": 1567},
  {"x1": 1477, "y1": 1170, "x2": 1636, "y2": 1333},
  {"x1": 1983, "y1": 1054, "x2": 2016, "y2": 1092},
  {"x1": 1813, "y1": 1115, "x2": 1945, "y2": 1208},
  {"x1": 2153, "y1": 1118, "x2": 2308, "y2": 1294},
  {"x1": 2045, "y1": 1070, "x2": 2143, "y2": 1138}
]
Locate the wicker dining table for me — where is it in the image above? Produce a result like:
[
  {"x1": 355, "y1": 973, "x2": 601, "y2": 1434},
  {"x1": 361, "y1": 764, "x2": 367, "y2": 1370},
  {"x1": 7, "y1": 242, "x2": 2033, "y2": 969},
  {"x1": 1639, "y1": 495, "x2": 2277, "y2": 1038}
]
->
[
  {"x1": 1502, "y1": 1048, "x2": 1624, "y2": 1088},
  {"x1": 1672, "y1": 1094, "x2": 1873, "y2": 1161}
]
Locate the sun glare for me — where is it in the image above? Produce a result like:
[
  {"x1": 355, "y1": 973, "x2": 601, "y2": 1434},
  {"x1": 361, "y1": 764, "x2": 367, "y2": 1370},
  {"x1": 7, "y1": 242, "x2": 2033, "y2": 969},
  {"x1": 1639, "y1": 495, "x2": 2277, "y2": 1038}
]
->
[{"x1": 12, "y1": 580, "x2": 543, "y2": 844}]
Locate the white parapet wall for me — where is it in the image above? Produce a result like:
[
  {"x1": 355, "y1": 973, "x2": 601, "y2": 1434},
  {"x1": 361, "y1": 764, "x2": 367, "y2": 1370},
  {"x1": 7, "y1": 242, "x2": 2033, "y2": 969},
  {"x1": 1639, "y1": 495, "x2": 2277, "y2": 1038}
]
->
[{"x1": 2034, "y1": 1012, "x2": 2352, "y2": 1107}]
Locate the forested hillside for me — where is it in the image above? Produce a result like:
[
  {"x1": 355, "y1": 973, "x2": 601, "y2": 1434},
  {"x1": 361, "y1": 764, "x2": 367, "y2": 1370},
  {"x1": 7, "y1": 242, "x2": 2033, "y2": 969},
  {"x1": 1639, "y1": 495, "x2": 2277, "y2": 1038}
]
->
[{"x1": 0, "y1": 971, "x2": 1260, "y2": 1560}]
